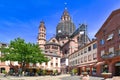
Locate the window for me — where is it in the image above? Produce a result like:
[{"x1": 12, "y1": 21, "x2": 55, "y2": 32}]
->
[
  {"x1": 101, "y1": 50, "x2": 105, "y2": 56},
  {"x1": 109, "y1": 47, "x2": 114, "y2": 54},
  {"x1": 56, "y1": 63, "x2": 58, "y2": 66},
  {"x1": 88, "y1": 55, "x2": 92, "y2": 61},
  {"x1": 51, "y1": 63, "x2": 53, "y2": 66},
  {"x1": 88, "y1": 46, "x2": 91, "y2": 51},
  {"x1": 76, "y1": 60, "x2": 77, "y2": 64},
  {"x1": 93, "y1": 43, "x2": 97, "y2": 49},
  {"x1": 81, "y1": 50, "x2": 83, "y2": 55},
  {"x1": 84, "y1": 48, "x2": 87, "y2": 53},
  {"x1": 45, "y1": 46, "x2": 50, "y2": 49},
  {"x1": 100, "y1": 39, "x2": 105, "y2": 45},
  {"x1": 107, "y1": 33, "x2": 114, "y2": 41},
  {"x1": 84, "y1": 56, "x2": 87, "y2": 62},
  {"x1": 93, "y1": 53, "x2": 97, "y2": 60},
  {"x1": 78, "y1": 59, "x2": 80, "y2": 64},
  {"x1": 81, "y1": 57, "x2": 83, "y2": 63}
]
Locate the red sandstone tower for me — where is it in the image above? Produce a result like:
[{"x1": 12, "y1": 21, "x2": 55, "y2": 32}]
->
[{"x1": 37, "y1": 21, "x2": 46, "y2": 50}]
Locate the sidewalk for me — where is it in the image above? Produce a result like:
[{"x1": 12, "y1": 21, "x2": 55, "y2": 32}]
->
[{"x1": 89, "y1": 76, "x2": 112, "y2": 80}]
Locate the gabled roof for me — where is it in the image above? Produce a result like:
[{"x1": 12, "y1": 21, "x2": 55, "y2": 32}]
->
[
  {"x1": 95, "y1": 9, "x2": 120, "y2": 37},
  {"x1": 45, "y1": 37, "x2": 61, "y2": 46}
]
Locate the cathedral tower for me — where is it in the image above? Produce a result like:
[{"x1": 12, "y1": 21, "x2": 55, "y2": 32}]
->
[
  {"x1": 56, "y1": 8, "x2": 76, "y2": 45},
  {"x1": 56, "y1": 8, "x2": 76, "y2": 40},
  {"x1": 37, "y1": 21, "x2": 46, "y2": 50}
]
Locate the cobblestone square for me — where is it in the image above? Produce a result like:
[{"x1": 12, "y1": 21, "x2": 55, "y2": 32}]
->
[{"x1": 0, "y1": 74, "x2": 114, "y2": 80}]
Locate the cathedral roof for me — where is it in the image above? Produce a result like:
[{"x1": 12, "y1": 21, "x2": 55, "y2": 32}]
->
[
  {"x1": 45, "y1": 42, "x2": 61, "y2": 46},
  {"x1": 56, "y1": 9, "x2": 76, "y2": 39},
  {"x1": 70, "y1": 24, "x2": 87, "y2": 38}
]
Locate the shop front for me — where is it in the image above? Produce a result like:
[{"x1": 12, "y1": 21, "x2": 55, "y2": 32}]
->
[{"x1": 114, "y1": 62, "x2": 120, "y2": 76}]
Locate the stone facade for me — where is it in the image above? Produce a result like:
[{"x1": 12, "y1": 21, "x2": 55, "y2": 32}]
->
[{"x1": 38, "y1": 9, "x2": 90, "y2": 74}]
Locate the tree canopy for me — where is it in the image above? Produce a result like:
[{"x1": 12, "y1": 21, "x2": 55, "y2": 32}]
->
[{"x1": 0, "y1": 38, "x2": 49, "y2": 70}]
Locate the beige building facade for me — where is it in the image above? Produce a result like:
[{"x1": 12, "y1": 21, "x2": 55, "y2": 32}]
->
[{"x1": 69, "y1": 40, "x2": 97, "y2": 75}]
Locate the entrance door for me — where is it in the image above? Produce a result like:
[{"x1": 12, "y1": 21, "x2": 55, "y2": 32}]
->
[
  {"x1": 115, "y1": 62, "x2": 120, "y2": 76},
  {"x1": 77, "y1": 67, "x2": 81, "y2": 75}
]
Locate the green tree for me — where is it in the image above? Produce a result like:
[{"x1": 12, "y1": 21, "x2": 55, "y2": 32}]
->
[{"x1": 0, "y1": 38, "x2": 49, "y2": 72}]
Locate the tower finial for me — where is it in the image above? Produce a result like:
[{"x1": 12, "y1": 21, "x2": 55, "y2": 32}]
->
[{"x1": 64, "y1": 2, "x2": 67, "y2": 10}]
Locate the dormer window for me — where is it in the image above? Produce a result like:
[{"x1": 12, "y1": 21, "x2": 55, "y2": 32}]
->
[{"x1": 107, "y1": 33, "x2": 113, "y2": 41}]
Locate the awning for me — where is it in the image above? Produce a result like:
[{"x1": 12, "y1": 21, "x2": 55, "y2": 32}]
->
[
  {"x1": 78, "y1": 63, "x2": 96, "y2": 67},
  {"x1": 95, "y1": 61, "x2": 105, "y2": 66}
]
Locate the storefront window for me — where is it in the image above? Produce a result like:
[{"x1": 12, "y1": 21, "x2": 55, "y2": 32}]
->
[
  {"x1": 102, "y1": 64, "x2": 108, "y2": 73},
  {"x1": 92, "y1": 67, "x2": 96, "y2": 75},
  {"x1": 86, "y1": 67, "x2": 90, "y2": 74}
]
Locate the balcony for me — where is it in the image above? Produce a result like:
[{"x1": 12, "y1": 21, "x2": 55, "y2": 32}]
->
[{"x1": 101, "y1": 51, "x2": 120, "y2": 59}]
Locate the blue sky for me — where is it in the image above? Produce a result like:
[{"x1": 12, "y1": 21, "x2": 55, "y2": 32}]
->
[{"x1": 0, "y1": 0, "x2": 120, "y2": 43}]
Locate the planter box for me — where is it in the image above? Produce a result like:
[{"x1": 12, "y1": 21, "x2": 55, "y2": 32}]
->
[
  {"x1": 82, "y1": 72, "x2": 88, "y2": 76},
  {"x1": 101, "y1": 73, "x2": 112, "y2": 79}
]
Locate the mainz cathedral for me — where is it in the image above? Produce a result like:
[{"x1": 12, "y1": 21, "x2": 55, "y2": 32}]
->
[{"x1": 37, "y1": 8, "x2": 90, "y2": 73}]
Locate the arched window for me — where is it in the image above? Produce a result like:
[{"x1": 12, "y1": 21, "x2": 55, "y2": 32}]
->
[{"x1": 0, "y1": 67, "x2": 5, "y2": 73}]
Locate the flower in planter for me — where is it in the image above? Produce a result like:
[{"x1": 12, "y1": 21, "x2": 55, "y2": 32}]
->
[
  {"x1": 82, "y1": 72, "x2": 88, "y2": 76},
  {"x1": 101, "y1": 72, "x2": 112, "y2": 75}
]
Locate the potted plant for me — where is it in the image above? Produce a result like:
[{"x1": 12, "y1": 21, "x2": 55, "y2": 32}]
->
[
  {"x1": 82, "y1": 72, "x2": 88, "y2": 76},
  {"x1": 53, "y1": 70, "x2": 58, "y2": 76},
  {"x1": 2, "y1": 70, "x2": 7, "y2": 77},
  {"x1": 42, "y1": 70, "x2": 46, "y2": 75},
  {"x1": 72, "y1": 69, "x2": 77, "y2": 75}
]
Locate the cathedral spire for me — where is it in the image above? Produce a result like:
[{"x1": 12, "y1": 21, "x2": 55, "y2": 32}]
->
[
  {"x1": 39, "y1": 20, "x2": 46, "y2": 29},
  {"x1": 61, "y1": 4, "x2": 71, "y2": 21}
]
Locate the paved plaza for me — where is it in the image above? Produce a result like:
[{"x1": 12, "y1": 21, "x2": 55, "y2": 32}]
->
[{"x1": 0, "y1": 74, "x2": 115, "y2": 80}]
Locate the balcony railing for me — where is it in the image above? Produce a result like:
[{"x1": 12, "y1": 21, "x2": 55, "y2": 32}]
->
[{"x1": 101, "y1": 50, "x2": 120, "y2": 59}]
